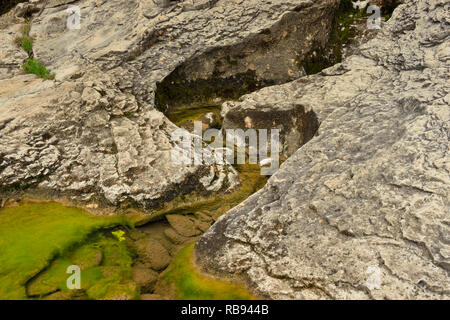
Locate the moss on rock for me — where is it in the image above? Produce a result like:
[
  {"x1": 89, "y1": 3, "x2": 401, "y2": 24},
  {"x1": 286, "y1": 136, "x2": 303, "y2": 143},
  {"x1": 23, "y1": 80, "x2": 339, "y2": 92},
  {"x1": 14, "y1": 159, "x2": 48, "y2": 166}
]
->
[{"x1": 157, "y1": 243, "x2": 257, "y2": 300}]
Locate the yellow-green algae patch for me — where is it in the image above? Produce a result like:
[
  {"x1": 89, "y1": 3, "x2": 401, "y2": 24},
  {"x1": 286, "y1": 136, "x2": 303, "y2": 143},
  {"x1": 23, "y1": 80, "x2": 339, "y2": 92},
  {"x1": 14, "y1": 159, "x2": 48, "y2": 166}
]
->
[
  {"x1": 0, "y1": 119, "x2": 269, "y2": 300},
  {"x1": 27, "y1": 234, "x2": 138, "y2": 300},
  {"x1": 158, "y1": 243, "x2": 257, "y2": 300},
  {"x1": 166, "y1": 104, "x2": 222, "y2": 128},
  {"x1": 0, "y1": 201, "x2": 135, "y2": 299}
]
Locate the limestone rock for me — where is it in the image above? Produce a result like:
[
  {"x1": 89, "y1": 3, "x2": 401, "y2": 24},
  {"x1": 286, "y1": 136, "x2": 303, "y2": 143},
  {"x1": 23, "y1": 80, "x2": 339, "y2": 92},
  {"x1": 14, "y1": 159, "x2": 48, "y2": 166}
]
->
[
  {"x1": 196, "y1": 0, "x2": 450, "y2": 300},
  {"x1": 136, "y1": 238, "x2": 172, "y2": 271},
  {"x1": 199, "y1": 112, "x2": 220, "y2": 130},
  {"x1": 164, "y1": 227, "x2": 191, "y2": 244},
  {"x1": 166, "y1": 213, "x2": 202, "y2": 237},
  {"x1": 0, "y1": 0, "x2": 339, "y2": 209},
  {"x1": 221, "y1": 100, "x2": 320, "y2": 158},
  {"x1": 132, "y1": 265, "x2": 159, "y2": 293}
]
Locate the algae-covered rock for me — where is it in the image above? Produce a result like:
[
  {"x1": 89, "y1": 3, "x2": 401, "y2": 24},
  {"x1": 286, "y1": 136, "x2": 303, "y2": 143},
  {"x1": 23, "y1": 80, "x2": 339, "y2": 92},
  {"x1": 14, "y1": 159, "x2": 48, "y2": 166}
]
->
[
  {"x1": 132, "y1": 265, "x2": 159, "y2": 293},
  {"x1": 164, "y1": 227, "x2": 191, "y2": 245},
  {"x1": 71, "y1": 246, "x2": 103, "y2": 270},
  {"x1": 140, "y1": 293, "x2": 165, "y2": 300},
  {"x1": 136, "y1": 238, "x2": 172, "y2": 271},
  {"x1": 98, "y1": 281, "x2": 139, "y2": 300}
]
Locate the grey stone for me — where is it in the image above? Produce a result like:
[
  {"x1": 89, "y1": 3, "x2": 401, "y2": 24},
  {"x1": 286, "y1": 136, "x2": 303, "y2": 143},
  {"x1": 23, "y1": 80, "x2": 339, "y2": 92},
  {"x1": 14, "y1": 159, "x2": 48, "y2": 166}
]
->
[
  {"x1": 0, "y1": 0, "x2": 338, "y2": 209},
  {"x1": 196, "y1": 0, "x2": 450, "y2": 300}
]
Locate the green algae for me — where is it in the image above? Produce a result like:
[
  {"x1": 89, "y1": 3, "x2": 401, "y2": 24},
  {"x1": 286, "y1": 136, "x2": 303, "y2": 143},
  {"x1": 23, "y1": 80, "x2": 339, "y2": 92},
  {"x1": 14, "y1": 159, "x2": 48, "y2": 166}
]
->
[
  {"x1": 27, "y1": 233, "x2": 138, "y2": 300},
  {"x1": 297, "y1": 0, "x2": 369, "y2": 75},
  {"x1": 0, "y1": 201, "x2": 133, "y2": 299},
  {"x1": 167, "y1": 104, "x2": 222, "y2": 128},
  {"x1": 158, "y1": 243, "x2": 257, "y2": 300},
  {"x1": 0, "y1": 156, "x2": 267, "y2": 300}
]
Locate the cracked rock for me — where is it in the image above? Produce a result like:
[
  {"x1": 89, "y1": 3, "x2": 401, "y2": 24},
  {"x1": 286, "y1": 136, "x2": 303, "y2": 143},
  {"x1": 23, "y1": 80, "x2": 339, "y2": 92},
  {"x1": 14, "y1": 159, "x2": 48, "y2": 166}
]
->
[
  {"x1": 0, "y1": 0, "x2": 339, "y2": 208},
  {"x1": 196, "y1": 0, "x2": 450, "y2": 300}
]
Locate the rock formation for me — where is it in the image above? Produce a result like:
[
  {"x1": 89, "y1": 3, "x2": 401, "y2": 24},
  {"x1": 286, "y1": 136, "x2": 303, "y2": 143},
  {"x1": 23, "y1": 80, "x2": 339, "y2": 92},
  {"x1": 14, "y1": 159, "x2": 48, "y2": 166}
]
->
[
  {"x1": 1, "y1": 0, "x2": 448, "y2": 300},
  {"x1": 196, "y1": 0, "x2": 450, "y2": 299},
  {"x1": 0, "y1": 0, "x2": 339, "y2": 208}
]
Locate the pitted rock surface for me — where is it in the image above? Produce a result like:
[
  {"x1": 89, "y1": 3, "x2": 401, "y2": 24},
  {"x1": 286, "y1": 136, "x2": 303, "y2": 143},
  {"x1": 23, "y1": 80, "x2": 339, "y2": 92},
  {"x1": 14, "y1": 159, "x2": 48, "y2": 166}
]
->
[
  {"x1": 196, "y1": 0, "x2": 450, "y2": 299},
  {"x1": 0, "y1": 0, "x2": 338, "y2": 207}
]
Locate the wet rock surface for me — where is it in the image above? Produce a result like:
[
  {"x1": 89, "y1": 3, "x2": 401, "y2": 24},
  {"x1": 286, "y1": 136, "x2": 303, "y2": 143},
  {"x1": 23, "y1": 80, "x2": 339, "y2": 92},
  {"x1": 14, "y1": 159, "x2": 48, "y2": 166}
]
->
[
  {"x1": 197, "y1": 0, "x2": 450, "y2": 300},
  {"x1": 0, "y1": 0, "x2": 339, "y2": 209}
]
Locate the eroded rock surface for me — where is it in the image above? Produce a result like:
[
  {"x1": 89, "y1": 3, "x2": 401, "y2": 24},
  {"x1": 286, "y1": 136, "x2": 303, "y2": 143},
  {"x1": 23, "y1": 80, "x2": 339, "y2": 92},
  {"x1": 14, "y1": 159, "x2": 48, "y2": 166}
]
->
[
  {"x1": 221, "y1": 99, "x2": 320, "y2": 158},
  {"x1": 0, "y1": 0, "x2": 338, "y2": 208},
  {"x1": 197, "y1": 0, "x2": 450, "y2": 299}
]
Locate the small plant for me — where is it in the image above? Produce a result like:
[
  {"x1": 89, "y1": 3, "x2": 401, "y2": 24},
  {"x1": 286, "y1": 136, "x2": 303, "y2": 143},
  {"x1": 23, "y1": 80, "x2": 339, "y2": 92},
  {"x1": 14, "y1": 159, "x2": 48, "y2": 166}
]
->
[
  {"x1": 111, "y1": 230, "x2": 126, "y2": 242},
  {"x1": 15, "y1": 20, "x2": 33, "y2": 54},
  {"x1": 15, "y1": 32, "x2": 33, "y2": 53},
  {"x1": 22, "y1": 58, "x2": 55, "y2": 80},
  {"x1": 20, "y1": 37, "x2": 33, "y2": 53},
  {"x1": 15, "y1": 20, "x2": 56, "y2": 80}
]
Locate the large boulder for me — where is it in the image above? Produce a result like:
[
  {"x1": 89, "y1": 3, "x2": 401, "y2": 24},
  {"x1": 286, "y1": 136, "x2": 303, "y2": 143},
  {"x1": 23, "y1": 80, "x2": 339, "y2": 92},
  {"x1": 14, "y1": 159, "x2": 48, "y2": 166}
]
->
[
  {"x1": 0, "y1": 0, "x2": 339, "y2": 209},
  {"x1": 196, "y1": 0, "x2": 450, "y2": 300}
]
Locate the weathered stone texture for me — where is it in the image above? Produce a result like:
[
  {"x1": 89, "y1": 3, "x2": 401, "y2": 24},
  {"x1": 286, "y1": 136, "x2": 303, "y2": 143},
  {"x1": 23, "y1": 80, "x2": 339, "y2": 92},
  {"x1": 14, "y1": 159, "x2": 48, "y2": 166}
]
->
[
  {"x1": 196, "y1": 0, "x2": 450, "y2": 299},
  {"x1": 0, "y1": 0, "x2": 338, "y2": 207}
]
